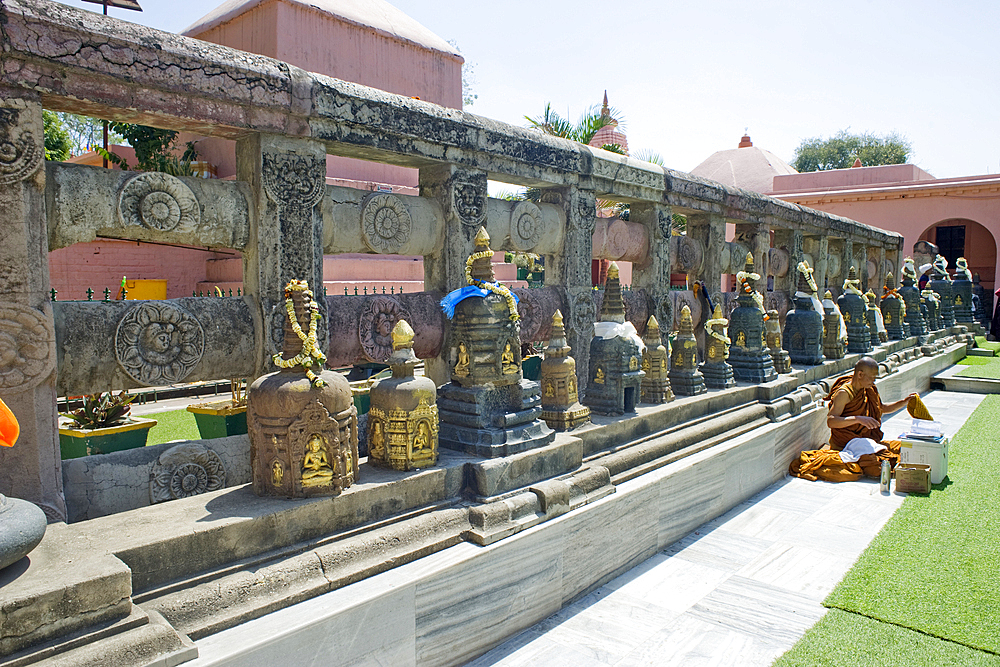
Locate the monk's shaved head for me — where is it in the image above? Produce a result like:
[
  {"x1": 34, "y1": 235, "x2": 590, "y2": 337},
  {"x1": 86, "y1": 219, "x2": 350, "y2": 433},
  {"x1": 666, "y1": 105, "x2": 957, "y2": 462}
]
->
[{"x1": 855, "y1": 357, "x2": 879, "y2": 376}]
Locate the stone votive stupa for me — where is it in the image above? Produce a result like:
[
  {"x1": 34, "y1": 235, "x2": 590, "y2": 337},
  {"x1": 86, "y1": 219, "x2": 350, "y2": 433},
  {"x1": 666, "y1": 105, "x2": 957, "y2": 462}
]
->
[
  {"x1": 727, "y1": 253, "x2": 777, "y2": 383},
  {"x1": 584, "y1": 262, "x2": 645, "y2": 415},
  {"x1": 921, "y1": 289, "x2": 942, "y2": 331},
  {"x1": 880, "y1": 271, "x2": 906, "y2": 340},
  {"x1": 783, "y1": 262, "x2": 824, "y2": 365},
  {"x1": 899, "y1": 258, "x2": 927, "y2": 337},
  {"x1": 668, "y1": 305, "x2": 707, "y2": 396},
  {"x1": 540, "y1": 310, "x2": 591, "y2": 431},
  {"x1": 952, "y1": 257, "x2": 974, "y2": 324},
  {"x1": 248, "y1": 279, "x2": 358, "y2": 498},
  {"x1": 367, "y1": 319, "x2": 438, "y2": 471},
  {"x1": 928, "y1": 255, "x2": 955, "y2": 327},
  {"x1": 437, "y1": 227, "x2": 553, "y2": 457},
  {"x1": 837, "y1": 266, "x2": 872, "y2": 354},
  {"x1": 640, "y1": 315, "x2": 674, "y2": 404},
  {"x1": 700, "y1": 304, "x2": 735, "y2": 389},
  {"x1": 864, "y1": 290, "x2": 887, "y2": 345},
  {"x1": 823, "y1": 290, "x2": 846, "y2": 360},
  {"x1": 765, "y1": 310, "x2": 792, "y2": 374},
  {"x1": 972, "y1": 272, "x2": 988, "y2": 326}
]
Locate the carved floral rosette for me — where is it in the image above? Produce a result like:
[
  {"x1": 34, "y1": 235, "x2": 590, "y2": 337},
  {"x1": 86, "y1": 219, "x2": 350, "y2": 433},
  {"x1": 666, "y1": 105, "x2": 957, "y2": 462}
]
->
[
  {"x1": 261, "y1": 152, "x2": 327, "y2": 209},
  {"x1": 359, "y1": 296, "x2": 412, "y2": 363},
  {"x1": 570, "y1": 292, "x2": 597, "y2": 337},
  {"x1": 118, "y1": 172, "x2": 200, "y2": 232},
  {"x1": 361, "y1": 193, "x2": 411, "y2": 254},
  {"x1": 512, "y1": 289, "x2": 544, "y2": 343},
  {"x1": 150, "y1": 442, "x2": 226, "y2": 504},
  {"x1": 0, "y1": 105, "x2": 42, "y2": 185},
  {"x1": 0, "y1": 302, "x2": 56, "y2": 392},
  {"x1": 115, "y1": 302, "x2": 205, "y2": 385},
  {"x1": 510, "y1": 201, "x2": 543, "y2": 251},
  {"x1": 670, "y1": 236, "x2": 704, "y2": 275}
]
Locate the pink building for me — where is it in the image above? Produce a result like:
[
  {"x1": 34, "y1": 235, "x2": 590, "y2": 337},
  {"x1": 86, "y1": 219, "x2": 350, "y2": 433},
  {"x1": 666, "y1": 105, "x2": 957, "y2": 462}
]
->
[{"x1": 47, "y1": 0, "x2": 464, "y2": 301}]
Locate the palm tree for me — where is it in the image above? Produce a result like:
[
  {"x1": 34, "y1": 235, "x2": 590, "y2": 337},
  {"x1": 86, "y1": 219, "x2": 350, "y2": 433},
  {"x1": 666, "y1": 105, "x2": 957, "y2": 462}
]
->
[{"x1": 524, "y1": 97, "x2": 624, "y2": 147}]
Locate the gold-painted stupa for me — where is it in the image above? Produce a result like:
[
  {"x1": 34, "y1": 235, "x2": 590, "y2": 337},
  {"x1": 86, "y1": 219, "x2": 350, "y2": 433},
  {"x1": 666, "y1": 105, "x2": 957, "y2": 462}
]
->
[
  {"x1": 540, "y1": 310, "x2": 591, "y2": 430},
  {"x1": 640, "y1": 315, "x2": 674, "y2": 404}
]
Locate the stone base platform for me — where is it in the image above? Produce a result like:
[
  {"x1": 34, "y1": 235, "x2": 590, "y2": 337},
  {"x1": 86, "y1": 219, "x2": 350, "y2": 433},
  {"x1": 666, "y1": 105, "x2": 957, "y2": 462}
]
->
[
  {"x1": 438, "y1": 380, "x2": 555, "y2": 458},
  {"x1": 0, "y1": 331, "x2": 972, "y2": 666}
]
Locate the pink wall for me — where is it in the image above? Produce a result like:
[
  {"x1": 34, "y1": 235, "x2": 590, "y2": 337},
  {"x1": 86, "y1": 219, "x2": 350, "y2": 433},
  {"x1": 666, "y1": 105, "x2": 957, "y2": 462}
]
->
[
  {"x1": 772, "y1": 164, "x2": 936, "y2": 193},
  {"x1": 48, "y1": 240, "x2": 234, "y2": 300}
]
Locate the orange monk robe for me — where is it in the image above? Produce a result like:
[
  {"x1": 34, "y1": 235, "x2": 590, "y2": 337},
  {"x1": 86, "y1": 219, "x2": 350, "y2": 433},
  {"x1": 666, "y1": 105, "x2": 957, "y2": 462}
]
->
[
  {"x1": 0, "y1": 397, "x2": 18, "y2": 448},
  {"x1": 789, "y1": 375, "x2": 900, "y2": 482}
]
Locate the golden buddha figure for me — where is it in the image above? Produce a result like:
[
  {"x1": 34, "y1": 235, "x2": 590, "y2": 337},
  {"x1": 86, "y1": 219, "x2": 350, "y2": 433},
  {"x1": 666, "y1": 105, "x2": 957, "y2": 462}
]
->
[
  {"x1": 501, "y1": 341, "x2": 518, "y2": 374},
  {"x1": 301, "y1": 434, "x2": 334, "y2": 487},
  {"x1": 271, "y1": 459, "x2": 284, "y2": 487},
  {"x1": 454, "y1": 342, "x2": 470, "y2": 377},
  {"x1": 413, "y1": 421, "x2": 431, "y2": 453},
  {"x1": 594, "y1": 367, "x2": 605, "y2": 384}
]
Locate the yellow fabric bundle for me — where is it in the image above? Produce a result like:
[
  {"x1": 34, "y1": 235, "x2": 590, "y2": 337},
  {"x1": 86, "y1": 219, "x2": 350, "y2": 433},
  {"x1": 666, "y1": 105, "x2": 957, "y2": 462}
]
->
[{"x1": 908, "y1": 394, "x2": 933, "y2": 420}]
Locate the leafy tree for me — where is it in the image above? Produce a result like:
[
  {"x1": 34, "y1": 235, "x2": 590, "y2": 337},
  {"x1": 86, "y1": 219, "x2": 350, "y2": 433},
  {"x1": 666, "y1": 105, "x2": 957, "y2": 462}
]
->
[
  {"x1": 447, "y1": 40, "x2": 477, "y2": 108},
  {"x1": 97, "y1": 122, "x2": 198, "y2": 176},
  {"x1": 52, "y1": 112, "x2": 122, "y2": 156},
  {"x1": 42, "y1": 110, "x2": 71, "y2": 161},
  {"x1": 792, "y1": 130, "x2": 911, "y2": 172},
  {"x1": 525, "y1": 102, "x2": 623, "y2": 146}
]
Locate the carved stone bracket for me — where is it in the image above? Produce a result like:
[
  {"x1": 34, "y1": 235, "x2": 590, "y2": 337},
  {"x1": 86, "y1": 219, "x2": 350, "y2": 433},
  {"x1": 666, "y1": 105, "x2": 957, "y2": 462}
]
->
[
  {"x1": 150, "y1": 442, "x2": 226, "y2": 504},
  {"x1": 0, "y1": 106, "x2": 42, "y2": 186},
  {"x1": 358, "y1": 296, "x2": 412, "y2": 363},
  {"x1": 115, "y1": 302, "x2": 205, "y2": 385},
  {"x1": 261, "y1": 152, "x2": 326, "y2": 210},
  {"x1": 510, "y1": 201, "x2": 543, "y2": 251},
  {"x1": 118, "y1": 172, "x2": 200, "y2": 232},
  {"x1": 0, "y1": 302, "x2": 55, "y2": 392},
  {"x1": 361, "y1": 193, "x2": 412, "y2": 254}
]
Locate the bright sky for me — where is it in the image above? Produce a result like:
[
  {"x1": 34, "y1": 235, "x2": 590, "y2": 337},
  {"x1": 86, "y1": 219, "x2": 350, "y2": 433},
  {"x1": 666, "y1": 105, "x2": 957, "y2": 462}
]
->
[{"x1": 59, "y1": 0, "x2": 1000, "y2": 179}]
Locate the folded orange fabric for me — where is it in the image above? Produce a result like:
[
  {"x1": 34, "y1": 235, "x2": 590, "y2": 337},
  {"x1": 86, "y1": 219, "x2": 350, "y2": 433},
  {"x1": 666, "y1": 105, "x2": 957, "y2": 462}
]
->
[
  {"x1": 0, "y1": 398, "x2": 18, "y2": 448},
  {"x1": 907, "y1": 395, "x2": 933, "y2": 420}
]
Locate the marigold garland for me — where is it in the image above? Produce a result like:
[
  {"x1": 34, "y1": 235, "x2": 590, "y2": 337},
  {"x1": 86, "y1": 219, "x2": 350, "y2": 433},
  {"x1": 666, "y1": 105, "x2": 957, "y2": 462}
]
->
[
  {"x1": 465, "y1": 249, "x2": 519, "y2": 322},
  {"x1": 272, "y1": 280, "x2": 328, "y2": 388}
]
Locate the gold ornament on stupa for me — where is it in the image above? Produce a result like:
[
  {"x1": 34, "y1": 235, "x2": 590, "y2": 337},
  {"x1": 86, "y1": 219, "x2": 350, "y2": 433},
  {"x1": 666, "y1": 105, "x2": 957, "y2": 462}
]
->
[
  {"x1": 540, "y1": 310, "x2": 591, "y2": 430},
  {"x1": 640, "y1": 315, "x2": 673, "y2": 404}
]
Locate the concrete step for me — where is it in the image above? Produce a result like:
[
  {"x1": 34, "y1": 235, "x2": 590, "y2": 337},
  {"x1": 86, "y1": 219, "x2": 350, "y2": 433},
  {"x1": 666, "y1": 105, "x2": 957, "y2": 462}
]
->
[
  {"x1": 930, "y1": 364, "x2": 1000, "y2": 394},
  {"x1": 967, "y1": 347, "x2": 996, "y2": 357}
]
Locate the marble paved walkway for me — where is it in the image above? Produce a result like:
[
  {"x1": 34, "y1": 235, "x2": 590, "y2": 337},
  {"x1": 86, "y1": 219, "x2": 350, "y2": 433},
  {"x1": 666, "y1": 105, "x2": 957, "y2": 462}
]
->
[{"x1": 466, "y1": 389, "x2": 986, "y2": 667}]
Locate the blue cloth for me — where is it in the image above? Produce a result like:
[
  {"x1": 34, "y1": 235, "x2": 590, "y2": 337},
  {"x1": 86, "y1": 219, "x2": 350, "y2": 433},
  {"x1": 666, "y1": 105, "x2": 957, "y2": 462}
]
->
[{"x1": 440, "y1": 284, "x2": 519, "y2": 319}]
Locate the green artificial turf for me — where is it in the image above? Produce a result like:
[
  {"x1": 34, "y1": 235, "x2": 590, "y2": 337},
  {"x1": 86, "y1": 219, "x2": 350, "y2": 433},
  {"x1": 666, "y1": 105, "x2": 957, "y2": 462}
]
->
[
  {"x1": 958, "y1": 355, "x2": 995, "y2": 366},
  {"x1": 774, "y1": 610, "x2": 1000, "y2": 667},
  {"x1": 145, "y1": 408, "x2": 201, "y2": 446},
  {"x1": 957, "y1": 357, "x2": 1000, "y2": 378},
  {"x1": 974, "y1": 336, "x2": 1000, "y2": 352},
  {"x1": 821, "y1": 394, "x2": 1000, "y2": 655}
]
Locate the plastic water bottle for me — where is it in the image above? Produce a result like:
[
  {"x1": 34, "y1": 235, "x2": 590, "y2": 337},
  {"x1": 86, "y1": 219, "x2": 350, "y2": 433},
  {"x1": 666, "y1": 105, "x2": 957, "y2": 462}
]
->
[{"x1": 880, "y1": 460, "x2": 891, "y2": 493}]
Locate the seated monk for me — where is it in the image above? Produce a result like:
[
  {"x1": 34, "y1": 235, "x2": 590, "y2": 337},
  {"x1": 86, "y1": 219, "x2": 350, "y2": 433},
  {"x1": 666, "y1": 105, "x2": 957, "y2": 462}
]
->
[{"x1": 790, "y1": 357, "x2": 918, "y2": 482}]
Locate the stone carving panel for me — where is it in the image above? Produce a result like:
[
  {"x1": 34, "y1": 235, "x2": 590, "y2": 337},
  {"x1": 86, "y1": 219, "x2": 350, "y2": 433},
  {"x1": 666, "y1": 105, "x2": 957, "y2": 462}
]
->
[
  {"x1": 572, "y1": 192, "x2": 597, "y2": 234},
  {"x1": 670, "y1": 236, "x2": 704, "y2": 274},
  {"x1": 570, "y1": 291, "x2": 597, "y2": 337},
  {"x1": 361, "y1": 193, "x2": 411, "y2": 254},
  {"x1": 150, "y1": 442, "x2": 226, "y2": 504},
  {"x1": 0, "y1": 302, "x2": 55, "y2": 391},
  {"x1": 359, "y1": 296, "x2": 412, "y2": 363},
  {"x1": 0, "y1": 106, "x2": 42, "y2": 185},
  {"x1": 118, "y1": 172, "x2": 200, "y2": 232},
  {"x1": 671, "y1": 291, "x2": 701, "y2": 329},
  {"x1": 510, "y1": 201, "x2": 543, "y2": 251},
  {"x1": 261, "y1": 152, "x2": 327, "y2": 209},
  {"x1": 115, "y1": 302, "x2": 205, "y2": 385},
  {"x1": 768, "y1": 247, "x2": 790, "y2": 278},
  {"x1": 452, "y1": 172, "x2": 487, "y2": 227},
  {"x1": 512, "y1": 289, "x2": 542, "y2": 343}
]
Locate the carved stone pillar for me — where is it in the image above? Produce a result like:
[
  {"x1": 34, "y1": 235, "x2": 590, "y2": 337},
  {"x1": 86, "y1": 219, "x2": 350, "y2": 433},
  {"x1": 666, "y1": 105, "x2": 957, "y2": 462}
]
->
[
  {"x1": 419, "y1": 165, "x2": 488, "y2": 386},
  {"x1": 543, "y1": 187, "x2": 596, "y2": 397},
  {"x1": 629, "y1": 203, "x2": 673, "y2": 346},
  {"x1": 237, "y1": 135, "x2": 328, "y2": 378},
  {"x1": 0, "y1": 92, "x2": 64, "y2": 521},
  {"x1": 734, "y1": 222, "x2": 770, "y2": 284},
  {"x1": 687, "y1": 213, "x2": 725, "y2": 294},
  {"x1": 854, "y1": 242, "x2": 869, "y2": 292},
  {"x1": 840, "y1": 238, "x2": 854, "y2": 293},
  {"x1": 772, "y1": 229, "x2": 803, "y2": 294}
]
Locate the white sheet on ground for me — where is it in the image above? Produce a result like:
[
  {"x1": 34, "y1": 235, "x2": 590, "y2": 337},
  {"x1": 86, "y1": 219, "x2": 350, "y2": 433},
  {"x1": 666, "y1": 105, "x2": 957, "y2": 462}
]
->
[{"x1": 838, "y1": 437, "x2": 887, "y2": 463}]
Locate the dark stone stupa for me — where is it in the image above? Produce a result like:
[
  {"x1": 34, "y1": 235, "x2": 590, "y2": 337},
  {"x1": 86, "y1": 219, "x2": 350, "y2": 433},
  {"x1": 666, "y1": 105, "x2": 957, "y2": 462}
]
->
[
  {"x1": 899, "y1": 258, "x2": 928, "y2": 337},
  {"x1": 437, "y1": 228, "x2": 553, "y2": 457},
  {"x1": 584, "y1": 262, "x2": 644, "y2": 416},
  {"x1": 823, "y1": 290, "x2": 846, "y2": 360},
  {"x1": 727, "y1": 253, "x2": 776, "y2": 383},
  {"x1": 952, "y1": 257, "x2": 975, "y2": 324},
  {"x1": 837, "y1": 267, "x2": 871, "y2": 354},
  {"x1": 928, "y1": 255, "x2": 955, "y2": 328},
  {"x1": 783, "y1": 262, "x2": 824, "y2": 365},
  {"x1": 700, "y1": 303, "x2": 735, "y2": 388},
  {"x1": 669, "y1": 305, "x2": 707, "y2": 396},
  {"x1": 880, "y1": 272, "x2": 906, "y2": 340}
]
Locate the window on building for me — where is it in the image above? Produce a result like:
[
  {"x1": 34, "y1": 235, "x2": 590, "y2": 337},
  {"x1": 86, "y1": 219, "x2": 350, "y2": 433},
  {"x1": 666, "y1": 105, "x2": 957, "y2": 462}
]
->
[{"x1": 935, "y1": 225, "x2": 966, "y2": 269}]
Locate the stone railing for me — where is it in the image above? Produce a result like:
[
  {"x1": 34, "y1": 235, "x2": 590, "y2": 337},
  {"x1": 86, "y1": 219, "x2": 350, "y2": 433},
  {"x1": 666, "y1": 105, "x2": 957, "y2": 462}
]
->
[{"x1": 0, "y1": 0, "x2": 902, "y2": 521}]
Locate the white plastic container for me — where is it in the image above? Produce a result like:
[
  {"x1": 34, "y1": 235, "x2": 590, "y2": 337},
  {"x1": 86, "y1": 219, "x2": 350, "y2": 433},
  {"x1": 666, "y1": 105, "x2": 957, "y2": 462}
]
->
[{"x1": 899, "y1": 436, "x2": 949, "y2": 485}]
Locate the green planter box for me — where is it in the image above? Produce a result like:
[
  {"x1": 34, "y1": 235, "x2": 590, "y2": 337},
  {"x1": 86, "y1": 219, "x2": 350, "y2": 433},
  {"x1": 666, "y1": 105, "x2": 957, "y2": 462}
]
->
[
  {"x1": 187, "y1": 401, "x2": 248, "y2": 439},
  {"x1": 522, "y1": 354, "x2": 542, "y2": 381},
  {"x1": 58, "y1": 417, "x2": 157, "y2": 459}
]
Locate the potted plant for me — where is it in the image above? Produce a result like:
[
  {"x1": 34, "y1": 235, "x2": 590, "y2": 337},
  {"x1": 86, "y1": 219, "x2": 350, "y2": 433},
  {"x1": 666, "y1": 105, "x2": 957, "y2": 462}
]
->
[
  {"x1": 186, "y1": 379, "x2": 248, "y2": 439},
  {"x1": 58, "y1": 391, "x2": 157, "y2": 459}
]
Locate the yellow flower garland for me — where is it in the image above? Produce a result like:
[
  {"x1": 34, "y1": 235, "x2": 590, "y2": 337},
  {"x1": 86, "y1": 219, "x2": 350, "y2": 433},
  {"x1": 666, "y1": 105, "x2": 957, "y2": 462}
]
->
[
  {"x1": 272, "y1": 280, "x2": 328, "y2": 388},
  {"x1": 465, "y1": 249, "x2": 519, "y2": 322}
]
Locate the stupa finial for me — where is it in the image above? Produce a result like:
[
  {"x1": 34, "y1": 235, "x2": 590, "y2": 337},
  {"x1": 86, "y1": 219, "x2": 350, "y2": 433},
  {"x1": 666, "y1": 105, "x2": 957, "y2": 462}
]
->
[
  {"x1": 599, "y1": 262, "x2": 626, "y2": 324},
  {"x1": 392, "y1": 319, "x2": 415, "y2": 350}
]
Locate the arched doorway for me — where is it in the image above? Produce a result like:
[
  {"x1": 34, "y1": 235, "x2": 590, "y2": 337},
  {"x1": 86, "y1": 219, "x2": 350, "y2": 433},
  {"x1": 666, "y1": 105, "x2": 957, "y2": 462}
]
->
[{"x1": 918, "y1": 218, "x2": 997, "y2": 294}]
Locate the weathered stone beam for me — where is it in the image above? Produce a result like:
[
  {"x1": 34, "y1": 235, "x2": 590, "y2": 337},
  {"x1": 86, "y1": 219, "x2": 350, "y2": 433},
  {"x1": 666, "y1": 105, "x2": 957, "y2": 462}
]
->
[
  {"x1": 46, "y1": 162, "x2": 251, "y2": 250},
  {"x1": 0, "y1": 0, "x2": 903, "y2": 245},
  {"x1": 53, "y1": 297, "x2": 255, "y2": 396}
]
